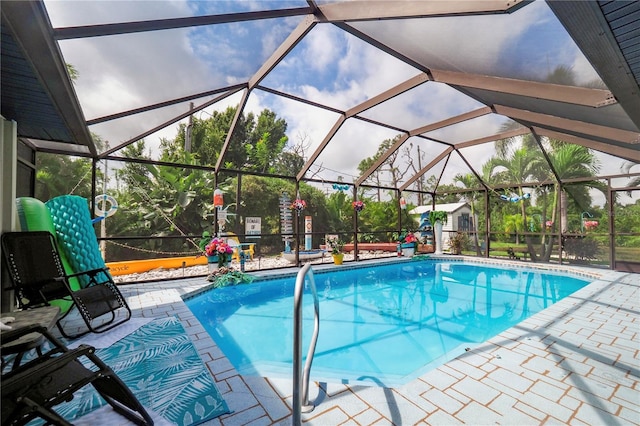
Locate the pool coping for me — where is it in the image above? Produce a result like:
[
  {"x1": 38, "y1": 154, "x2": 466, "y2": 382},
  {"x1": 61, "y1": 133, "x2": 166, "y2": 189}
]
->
[{"x1": 181, "y1": 255, "x2": 604, "y2": 301}]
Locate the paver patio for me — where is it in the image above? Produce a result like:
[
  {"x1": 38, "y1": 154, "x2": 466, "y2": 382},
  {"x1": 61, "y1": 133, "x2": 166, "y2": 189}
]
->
[{"x1": 71, "y1": 258, "x2": 639, "y2": 425}]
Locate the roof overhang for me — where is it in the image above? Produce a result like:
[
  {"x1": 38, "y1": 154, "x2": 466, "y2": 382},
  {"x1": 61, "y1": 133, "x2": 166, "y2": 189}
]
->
[
  {"x1": 547, "y1": 1, "x2": 640, "y2": 131},
  {"x1": 1, "y1": 0, "x2": 95, "y2": 155}
]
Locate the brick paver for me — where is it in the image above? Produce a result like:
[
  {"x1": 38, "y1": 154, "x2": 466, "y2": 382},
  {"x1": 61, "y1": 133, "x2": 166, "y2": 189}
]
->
[{"x1": 72, "y1": 259, "x2": 638, "y2": 425}]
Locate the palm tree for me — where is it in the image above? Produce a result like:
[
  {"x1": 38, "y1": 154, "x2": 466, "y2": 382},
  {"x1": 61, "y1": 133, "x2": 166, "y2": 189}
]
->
[
  {"x1": 453, "y1": 172, "x2": 483, "y2": 254},
  {"x1": 503, "y1": 214, "x2": 525, "y2": 244},
  {"x1": 538, "y1": 143, "x2": 602, "y2": 260},
  {"x1": 621, "y1": 161, "x2": 640, "y2": 196},
  {"x1": 488, "y1": 146, "x2": 541, "y2": 260}
]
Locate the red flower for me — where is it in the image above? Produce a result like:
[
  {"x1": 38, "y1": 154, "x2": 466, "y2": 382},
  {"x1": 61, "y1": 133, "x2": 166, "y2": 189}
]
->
[
  {"x1": 404, "y1": 234, "x2": 417, "y2": 244},
  {"x1": 584, "y1": 220, "x2": 599, "y2": 230}
]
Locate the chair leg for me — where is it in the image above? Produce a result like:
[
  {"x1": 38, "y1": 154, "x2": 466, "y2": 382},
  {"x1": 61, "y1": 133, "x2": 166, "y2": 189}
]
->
[
  {"x1": 18, "y1": 396, "x2": 74, "y2": 426},
  {"x1": 2, "y1": 325, "x2": 153, "y2": 426},
  {"x1": 87, "y1": 353, "x2": 154, "y2": 426},
  {"x1": 8, "y1": 344, "x2": 43, "y2": 371},
  {"x1": 54, "y1": 304, "x2": 90, "y2": 339},
  {"x1": 55, "y1": 296, "x2": 132, "y2": 340}
]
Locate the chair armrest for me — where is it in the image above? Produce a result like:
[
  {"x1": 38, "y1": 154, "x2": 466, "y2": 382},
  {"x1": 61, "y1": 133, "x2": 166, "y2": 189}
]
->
[
  {"x1": 2, "y1": 343, "x2": 97, "y2": 389},
  {"x1": 66, "y1": 267, "x2": 113, "y2": 288},
  {"x1": 66, "y1": 267, "x2": 106, "y2": 279},
  {"x1": 1, "y1": 323, "x2": 67, "y2": 353},
  {"x1": 0, "y1": 323, "x2": 47, "y2": 345}
]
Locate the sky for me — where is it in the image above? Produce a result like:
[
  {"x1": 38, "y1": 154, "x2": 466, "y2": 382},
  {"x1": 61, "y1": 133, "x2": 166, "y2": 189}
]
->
[{"x1": 43, "y1": 0, "x2": 636, "y2": 205}]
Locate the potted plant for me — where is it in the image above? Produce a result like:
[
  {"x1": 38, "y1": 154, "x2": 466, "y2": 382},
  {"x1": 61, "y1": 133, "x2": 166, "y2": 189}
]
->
[
  {"x1": 448, "y1": 231, "x2": 467, "y2": 255},
  {"x1": 397, "y1": 230, "x2": 418, "y2": 257},
  {"x1": 352, "y1": 200, "x2": 365, "y2": 212},
  {"x1": 429, "y1": 211, "x2": 448, "y2": 255},
  {"x1": 204, "y1": 237, "x2": 234, "y2": 272},
  {"x1": 326, "y1": 236, "x2": 346, "y2": 265},
  {"x1": 429, "y1": 210, "x2": 448, "y2": 225},
  {"x1": 291, "y1": 197, "x2": 306, "y2": 213}
]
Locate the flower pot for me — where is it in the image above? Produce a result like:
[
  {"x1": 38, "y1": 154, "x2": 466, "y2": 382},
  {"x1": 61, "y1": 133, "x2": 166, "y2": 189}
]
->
[
  {"x1": 207, "y1": 255, "x2": 230, "y2": 272},
  {"x1": 332, "y1": 253, "x2": 344, "y2": 265},
  {"x1": 401, "y1": 247, "x2": 415, "y2": 257},
  {"x1": 207, "y1": 255, "x2": 219, "y2": 272},
  {"x1": 400, "y1": 243, "x2": 415, "y2": 257}
]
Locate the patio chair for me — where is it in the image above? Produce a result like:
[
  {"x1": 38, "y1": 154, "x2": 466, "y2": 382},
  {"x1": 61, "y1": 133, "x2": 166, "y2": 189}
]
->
[
  {"x1": 225, "y1": 232, "x2": 255, "y2": 261},
  {"x1": 1, "y1": 324, "x2": 153, "y2": 425},
  {"x1": 1, "y1": 231, "x2": 131, "y2": 339}
]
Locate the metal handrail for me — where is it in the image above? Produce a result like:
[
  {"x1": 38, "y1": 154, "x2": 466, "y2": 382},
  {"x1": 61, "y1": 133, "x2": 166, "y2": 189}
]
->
[{"x1": 292, "y1": 263, "x2": 320, "y2": 425}]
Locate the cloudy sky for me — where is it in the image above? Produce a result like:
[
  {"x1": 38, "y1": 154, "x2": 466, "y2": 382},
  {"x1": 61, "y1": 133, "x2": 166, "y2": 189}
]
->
[{"x1": 43, "y1": 0, "x2": 632, "y2": 203}]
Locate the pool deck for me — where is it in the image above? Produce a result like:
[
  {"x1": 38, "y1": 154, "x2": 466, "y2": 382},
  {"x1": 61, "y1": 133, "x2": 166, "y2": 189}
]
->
[{"x1": 77, "y1": 257, "x2": 639, "y2": 425}]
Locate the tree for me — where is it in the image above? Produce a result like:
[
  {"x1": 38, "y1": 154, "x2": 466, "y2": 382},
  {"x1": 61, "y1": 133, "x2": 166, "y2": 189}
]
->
[
  {"x1": 273, "y1": 132, "x2": 310, "y2": 177},
  {"x1": 236, "y1": 177, "x2": 332, "y2": 252},
  {"x1": 453, "y1": 173, "x2": 483, "y2": 254},
  {"x1": 245, "y1": 109, "x2": 288, "y2": 173},
  {"x1": 487, "y1": 146, "x2": 540, "y2": 259},
  {"x1": 66, "y1": 63, "x2": 79, "y2": 83},
  {"x1": 35, "y1": 153, "x2": 94, "y2": 200},
  {"x1": 166, "y1": 106, "x2": 288, "y2": 172},
  {"x1": 485, "y1": 135, "x2": 602, "y2": 261},
  {"x1": 620, "y1": 161, "x2": 640, "y2": 196},
  {"x1": 402, "y1": 142, "x2": 427, "y2": 204},
  {"x1": 357, "y1": 156, "x2": 383, "y2": 201},
  {"x1": 547, "y1": 143, "x2": 601, "y2": 231},
  {"x1": 116, "y1": 140, "x2": 151, "y2": 188},
  {"x1": 357, "y1": 135, "x2": 412, "y2": 201},
  {"x1": 110, "y1": 146, "x2": 214, "y2": 260},
  {"x1": 503, "y1": 214, "x2": 525, "y2": 244}
]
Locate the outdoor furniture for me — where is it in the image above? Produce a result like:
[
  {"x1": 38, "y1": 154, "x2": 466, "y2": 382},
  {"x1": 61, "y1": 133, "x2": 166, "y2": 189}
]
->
[
  {"x1": 225, "y1": 235, "x2": 256, "y2": 261},
  {"x1": 1, "y1": 324, "x2": 153, "y2": 426},
  {"x1": 235, "y1": 242, "x2": 256, "y2": 261},
  {"x1": 1, "y1": 231, "x2": 131, "y2": 339},
  {"x1": 507, "y1": 247, "x2": 520, "y2": 260},
  {"x1": 0, "y1": 305, "x2": 60, "y2": 371}
]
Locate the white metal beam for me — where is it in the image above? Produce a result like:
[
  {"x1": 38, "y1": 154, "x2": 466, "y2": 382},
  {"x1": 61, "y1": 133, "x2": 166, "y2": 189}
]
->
[{"x1": 319, "y1": 0, "x2": 528, "y2": 22}]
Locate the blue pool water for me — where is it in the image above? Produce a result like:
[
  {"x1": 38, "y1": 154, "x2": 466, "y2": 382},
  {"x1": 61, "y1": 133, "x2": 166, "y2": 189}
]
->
[{"x1": 185, "y1": 260, "x2": 591, "y2": 386}]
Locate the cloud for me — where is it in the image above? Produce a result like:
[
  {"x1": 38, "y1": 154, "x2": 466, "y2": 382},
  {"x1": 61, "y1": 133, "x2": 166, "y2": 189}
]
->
[
  {"x1": 305, "y1": 24, "x2": 341, "y2": 72},
  {"x1": 42, "y1": 0, "x2": 632, "y2": 204}
]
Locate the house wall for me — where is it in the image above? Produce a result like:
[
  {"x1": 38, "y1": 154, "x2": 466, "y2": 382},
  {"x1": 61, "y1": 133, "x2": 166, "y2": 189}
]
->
[
  {"x1": 445, "y1": 207, "x2": 472, "y2": 232},
  {"x1": 1, "y1": 117, "x2": 17, "y2": 313}
]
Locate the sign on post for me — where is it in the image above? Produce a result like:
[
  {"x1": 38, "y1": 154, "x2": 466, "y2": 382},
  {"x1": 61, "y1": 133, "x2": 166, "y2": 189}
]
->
[
  {"x1": 305, "y1": 215, "x2": 312, "y2": 250},
  {"x1": 245, "y1": 217, "x2": 261, "y2": 239},
  {"x1": 279, "y1": 192, "x2": 293, "y2": 243}
]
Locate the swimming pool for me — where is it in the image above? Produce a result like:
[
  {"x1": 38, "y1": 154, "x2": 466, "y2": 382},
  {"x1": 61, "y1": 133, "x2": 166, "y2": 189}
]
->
[{"x1": 184, "y1": 259, "x2": 591, "y2": 387}]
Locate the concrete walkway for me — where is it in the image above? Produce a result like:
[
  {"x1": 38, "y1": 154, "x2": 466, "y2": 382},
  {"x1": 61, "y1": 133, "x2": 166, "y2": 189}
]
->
[{"x1": 78, "y1": 258, "x2": 639, "y2": 425}]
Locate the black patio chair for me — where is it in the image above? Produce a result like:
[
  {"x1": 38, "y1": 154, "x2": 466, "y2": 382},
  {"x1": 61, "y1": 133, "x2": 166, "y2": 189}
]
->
[
  {"x1": 1, "y1": 231, "x2": 131, "y2": 339},
  {"x1": 1, "y1": 324, "x2": 153, "y2": 425}
]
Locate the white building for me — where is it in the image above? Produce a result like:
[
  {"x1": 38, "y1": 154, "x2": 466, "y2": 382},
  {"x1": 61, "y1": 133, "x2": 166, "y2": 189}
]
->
[{"x1": 409, "y1": 202, "x2": 473, "y2": 232}]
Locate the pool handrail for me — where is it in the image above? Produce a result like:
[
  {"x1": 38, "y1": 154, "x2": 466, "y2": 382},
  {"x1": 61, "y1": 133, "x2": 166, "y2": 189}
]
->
[{"x1": 292, "y1": 262, "x2": 320, "y2": 424}]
